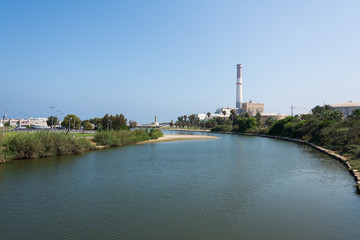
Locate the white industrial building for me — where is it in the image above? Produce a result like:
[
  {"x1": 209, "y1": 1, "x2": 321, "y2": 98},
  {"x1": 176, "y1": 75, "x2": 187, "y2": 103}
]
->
[{"x1": 331, "y1": 101, "x2": 360, "y2": 118}]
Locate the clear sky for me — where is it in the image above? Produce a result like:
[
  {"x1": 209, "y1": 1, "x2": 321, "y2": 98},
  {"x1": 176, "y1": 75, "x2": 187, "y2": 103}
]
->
[{"x1": 1, "y1": 0, "x2": 359, "y2": 123}]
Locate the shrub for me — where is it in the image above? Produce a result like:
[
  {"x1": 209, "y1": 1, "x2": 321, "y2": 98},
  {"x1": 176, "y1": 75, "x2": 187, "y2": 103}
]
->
[
  {"x1": 211, "y1": 125, "x2": 232, "y2": 132},
  {"x1": 0, "y1": 132, "x2": 94, "y2": 161}
]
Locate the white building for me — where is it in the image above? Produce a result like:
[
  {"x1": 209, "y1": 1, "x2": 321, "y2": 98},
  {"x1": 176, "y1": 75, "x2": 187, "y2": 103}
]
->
[
  {"x1": 331, "y1": 101, "x2": 360, "y2": 118},
  {"x1": 0, "y1": 118, "x2": 48, "y2": 127},
  {"x1": 196, "y1": 107, "x2": 236, "y2": 121}
]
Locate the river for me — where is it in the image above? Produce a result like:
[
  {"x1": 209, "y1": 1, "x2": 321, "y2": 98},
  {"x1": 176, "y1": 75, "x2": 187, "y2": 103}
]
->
[{"x1": 0, "y1": 131, "x2": 359, "y2": 239}]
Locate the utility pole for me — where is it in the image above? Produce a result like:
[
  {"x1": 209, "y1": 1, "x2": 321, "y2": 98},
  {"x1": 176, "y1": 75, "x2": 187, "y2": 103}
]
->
[
  {"x1": 289, "y1": 104, "x2": 308, "y2": 117},
  {"x1": 50, "y1": 106, "x2": 55, "y2": 129},
  {"x1": 69, "y1": 117, "x2": 72, "y2": 133},
  {"x1": 2, "y1": 114, "x2": 7, "y2": 135}
]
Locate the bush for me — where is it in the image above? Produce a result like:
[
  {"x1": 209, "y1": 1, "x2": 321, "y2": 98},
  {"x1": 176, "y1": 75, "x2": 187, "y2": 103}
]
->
[
  {"x1": 148, "y1": 128, "x2": 164, "y2": 139},
  {"x1": 94, "y1": 129, "x2": 163, "y2": 147},
  {"x1": 211, "y1": 125, "x2": 232, "y2": 132},
  {"x1": 0, "y1": 132, "x2": 94, "y2": 161}
]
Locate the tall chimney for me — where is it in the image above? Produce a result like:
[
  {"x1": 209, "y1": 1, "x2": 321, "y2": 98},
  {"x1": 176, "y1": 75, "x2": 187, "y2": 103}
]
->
[{"x1": 236, "y1": 64, "x2": 243, "y2": 109}]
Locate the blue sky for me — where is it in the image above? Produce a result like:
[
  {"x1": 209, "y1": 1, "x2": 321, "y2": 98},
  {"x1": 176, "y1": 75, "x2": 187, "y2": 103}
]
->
[{"x1": 1, "y1": 0, "x2": 359, "y2": 123}]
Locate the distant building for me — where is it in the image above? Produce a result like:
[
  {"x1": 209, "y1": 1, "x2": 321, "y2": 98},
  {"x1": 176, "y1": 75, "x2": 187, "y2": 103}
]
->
[
  {"x1": 331, "y1": 101, "x2": 360, "y2": 118},
  {"x1": 241, "y1": 101, "x2": 264, "y2": 116},
  {"x1": 0, "y1": 118, "x2": 47, "y2": 127}
]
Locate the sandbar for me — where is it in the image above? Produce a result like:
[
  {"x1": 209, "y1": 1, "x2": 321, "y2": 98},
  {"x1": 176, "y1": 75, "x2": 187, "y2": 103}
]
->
[{"x1": 138, "y1": 134, "x2": 218, "y2": 144}]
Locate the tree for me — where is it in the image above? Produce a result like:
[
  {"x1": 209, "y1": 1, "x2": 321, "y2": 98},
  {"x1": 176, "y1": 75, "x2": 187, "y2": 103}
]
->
[
  {"x1": 188, "y1": 114, "x2": 196, "y2": 126},
  {"x1": 255, "y1": 112, "x2": 262, "y2": 126},
  {"x1": 230, "y1": 109, "x2": 237, "y2": 126},
  {"x1": 101, "y1": 114, "x2": 110, "y2": 130},
  {"x1": 47, "y1": 116, "x2": 59, "y2": 128},
  {"x1": 184, "y1": 115, "x2": 187, "y2": 124},
  {"x1": 128, "y1": 120, "x2": 138, "y2": 129},
  {"x1": 222, "y1": 110, "x2": 227, "y2": 124},
  {"x1": 237, "y1": 117, "x2": 257, "y2": 132},
  {"x1": 265, "y1": 117, "x2": 276, "y2": 127},
  {"x1": 311, "y1": 105, "x2": 333, "y2": 115},
  {"x1": 89, "y1": 117, "x2": 102, "y2": 130},
  {"x1": 207, "y1": 112, "x2": 211, "y2": 119},
  {"x1": 170, "y1": 120, "x2": 174, "y2": 127},
  {"x1": 82, "y1": 121, "x2": 94, "y2": 130},
  {"x1": 349, "y1": 109, "x2": 360, "y2": 120},
  {"x1": 61, "y1": 114, "x2": 81, "y2": 130},
  {"x1": 113, "y1": 114, "x2": 127, "y2": 130}
]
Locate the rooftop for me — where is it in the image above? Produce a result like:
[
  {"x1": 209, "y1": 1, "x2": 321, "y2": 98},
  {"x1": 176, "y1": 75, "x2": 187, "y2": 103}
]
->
[{"x1": 331, "y1": 101, "x2": 360, "y2": 107}]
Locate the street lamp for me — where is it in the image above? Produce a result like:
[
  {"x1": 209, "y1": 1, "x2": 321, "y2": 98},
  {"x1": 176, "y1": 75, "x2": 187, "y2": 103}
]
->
[
  {"x1": 2, "y1": 114, "x2": 7, "y2": 135},
  {"x1": 50, "y1": 107, "x2": 55, "y2": 129},
  {"x1": 69, "y1": 117, "x2": 72, "y2": 133}
]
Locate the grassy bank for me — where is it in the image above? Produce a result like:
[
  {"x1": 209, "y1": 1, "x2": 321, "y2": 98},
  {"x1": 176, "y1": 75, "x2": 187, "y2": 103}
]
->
[
  {"x1": 208, "y1": 107, "x2": 360, "y2": 171},
  {"x1": 0, "y1": 132, "x2": 95, "y2": 163},
  {"x1": 94, "y1": 129, "x2": 163, "y2": 147},
  {"x1": 0, "y1": 129, "x2": 163, "y2": 163}
]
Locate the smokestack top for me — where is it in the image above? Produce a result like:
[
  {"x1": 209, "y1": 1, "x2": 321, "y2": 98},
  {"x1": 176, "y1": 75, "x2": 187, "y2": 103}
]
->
[{"x1": 237, "y1": 64, "x2": 242, "y2": 68}]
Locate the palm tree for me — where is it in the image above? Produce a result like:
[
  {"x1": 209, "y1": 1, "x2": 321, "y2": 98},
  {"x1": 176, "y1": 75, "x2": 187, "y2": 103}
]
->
[
  {"x1": 230, "y1": 109, "x2": 237, "y2": 126},
  {"x1": 350, "y1": 109, "x2": 360, "y2": 120},
  {"x1": 222, "y1": 110, "x2": 227, "y2": 124},
  {"x1": 207, "y1": 112, "x2": 211, "y2": 119}
]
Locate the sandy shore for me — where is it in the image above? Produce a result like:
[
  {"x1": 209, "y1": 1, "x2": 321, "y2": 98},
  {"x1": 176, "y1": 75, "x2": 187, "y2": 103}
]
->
[{"x1": 138, "y1": 134, "x2": 218, "y2": 144}]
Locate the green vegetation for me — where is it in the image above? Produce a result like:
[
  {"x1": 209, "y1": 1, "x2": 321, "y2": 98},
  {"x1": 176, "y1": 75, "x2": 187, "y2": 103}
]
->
[
  {"x1": 0, "y1": 128, "x2": 164, "y2": 163},
  {"x1": 0, "y1": 132, "x2": 94, "y2": 162},
  {"x1": 0, "y1": 110, "x2": 164, "y2": 163},
  {"x1": 93, "y1": 129, "x2": 163, "y2": 147},
  {"x1": 174, "y1": 105, "x2": 360, "y2": 165},
  {"x1": 47, "y1": 116, "x2": 59, "y2": 128}
]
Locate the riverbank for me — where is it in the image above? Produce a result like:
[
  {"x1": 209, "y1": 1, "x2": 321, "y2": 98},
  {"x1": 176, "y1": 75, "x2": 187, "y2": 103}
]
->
[
  {"x1": 0, "y1": 131, "x2": 218, "y2": 163},
  {"x1": 137, "y1": 134, "x2": 218, "y2": 144},
  {"x1": 0, "y1": 129, "x2": 164, "y2": 163}
]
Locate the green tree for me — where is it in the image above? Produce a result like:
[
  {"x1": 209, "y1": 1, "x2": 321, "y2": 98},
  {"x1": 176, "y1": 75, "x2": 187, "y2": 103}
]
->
[
  {"x1": 170, "y1": 120, "x2": 174, "y2": 127},
  {"x1": 255, "y1": 112, "x2": 262, "y2": 126},
  {"x1": 47, "y1": 116, "x2": 59, "y2": 127},
  {"x1": 207, "y1": 112, "x2": 211, "y2": 119},
  {"x1": 265, "y1": 117, "x2": 276, "y2": 127},
  {"x1": 349, "y1": 109, "x2": 360, "y2": 120},
  {"x1": 236, "y1": 117, "x2": 257, "y2": 132},
  {"x1": 222, "y1": 110, "x2": 227, "y2": 124},
  {"x1": 82, "y1": 121, "x2": 94, "y2": 130},
  {"x1": 188, "y1": 114, "x2": 196, "y2": 126},
  {"x1": 230, "y1": 109, "x2": 237, "y2": 126},
  {"x1": 101, "y1": 114, "x2": 110, "y2": 130},
  {"x1": 113, "y1": 114, "x2": 127, "y2": 130},
  {"x1": 61, "y1": 114, "x2": 81, "y2": 130},
  {"x1": 128, "y1": 120, "x2": 138, "y2": 129}
]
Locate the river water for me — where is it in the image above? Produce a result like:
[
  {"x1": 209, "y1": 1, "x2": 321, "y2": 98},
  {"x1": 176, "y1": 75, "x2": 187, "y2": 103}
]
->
[{"x1": 0, "y1": 131, "x2": 359, "y2": 239}]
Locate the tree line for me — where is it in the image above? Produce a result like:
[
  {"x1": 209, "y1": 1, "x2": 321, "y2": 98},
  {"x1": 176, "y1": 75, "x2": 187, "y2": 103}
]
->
[
  {"x1": 46, "y1": 113, "x2": 137, "y2": 131},
  {"x1": 174, "y1": 105, "x2": 360, "y2": 168}
]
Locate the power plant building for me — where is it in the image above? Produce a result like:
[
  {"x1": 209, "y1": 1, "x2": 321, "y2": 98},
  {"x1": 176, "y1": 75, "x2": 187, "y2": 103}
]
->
[
  {"x1": 195, "y1": 64, "x2": 266, "y2": 120},
  {"x1": 331, "y1": 101, "x2": 360, "y2": 118},
  {"x1": 241, "y1": 101, "x2": 264, "y2": 115}
]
